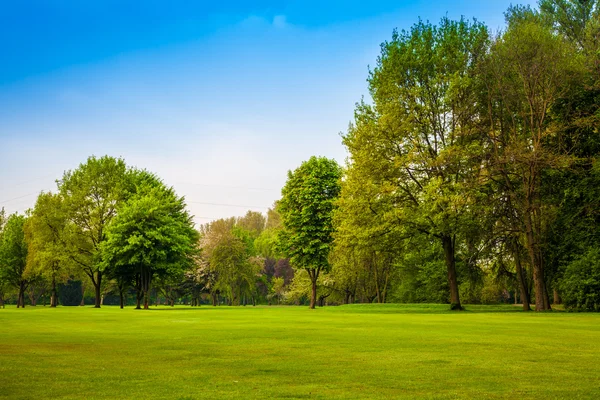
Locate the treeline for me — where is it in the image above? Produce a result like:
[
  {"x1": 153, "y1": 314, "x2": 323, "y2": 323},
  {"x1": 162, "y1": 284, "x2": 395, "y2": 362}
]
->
[
  {"x1": 334, "y1": 0, "x2": 600, "y2": 312},
  {"x1": 1, "y1": 0, "x2": 599, "y2": 312}
]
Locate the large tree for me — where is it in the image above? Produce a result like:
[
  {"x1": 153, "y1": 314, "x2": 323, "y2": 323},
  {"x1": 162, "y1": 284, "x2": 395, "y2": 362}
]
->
[
  {"x1": 58, "y1": 155, "x2": 130, "y2": 308},
  {"x1": 278, "y1": 156, "x2": 341, "y2": 309},
  {"x1": 342, "y1": 18, "x2": 489, "y2": 310},
  {"x1": 481, "y1": 6, "x2": 582, "y2": 310},
  {"x1": 101, "y1": 171, "x2": 198, "y2": 309}
]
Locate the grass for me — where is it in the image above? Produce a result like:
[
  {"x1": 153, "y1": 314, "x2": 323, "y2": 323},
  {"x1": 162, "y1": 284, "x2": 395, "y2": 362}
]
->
[{"x1": 0, "y1": 304, "x2": 599, "y2": 399}]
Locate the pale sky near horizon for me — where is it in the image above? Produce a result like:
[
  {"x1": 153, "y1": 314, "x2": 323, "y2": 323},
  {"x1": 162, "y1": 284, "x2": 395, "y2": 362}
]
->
[{"x1": 0, "y1": 0, "x2": 535, "y2": 225}]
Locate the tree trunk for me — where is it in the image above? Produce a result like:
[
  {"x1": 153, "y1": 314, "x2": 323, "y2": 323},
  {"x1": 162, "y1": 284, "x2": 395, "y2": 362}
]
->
[
  {"x1": 144, "y1": 290, "x2": 149, "y2": 309},
  {"x1": 442, "y1": 235, "x2": 462, "y2": 310},
  {"x1": 553, "y1": 288, "x2": 561, "y2": 305},
  {"x1": 523, "y1": 214, "x2": 551, "y2": 311},
  {"x1": 308, "y1": 269, "x2": 319, "y2": 309},
  {"x1": 119, "y1": 289, "x2": 124, "y2": 309},
  {"x1": 93, "y1": 271, "x2": 102, "y2": 308},
  {"x1": 512, "y1": 242, "x2": 531, "y2": 311},
  {"x1": 135, "y1": 288, "x2": 142, "y2": 309},
  {"x1": 50, "y1": 276, "x2": 57, "y2": 307},
  {"x1": 18, "y1": 282, "x2": 26, "y2": 308}
]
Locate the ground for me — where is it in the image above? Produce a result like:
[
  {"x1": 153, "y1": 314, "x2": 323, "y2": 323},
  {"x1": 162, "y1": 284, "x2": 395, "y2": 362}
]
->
[{"x1": 0, "y1": 304, "x2": 599, "y2": 399}]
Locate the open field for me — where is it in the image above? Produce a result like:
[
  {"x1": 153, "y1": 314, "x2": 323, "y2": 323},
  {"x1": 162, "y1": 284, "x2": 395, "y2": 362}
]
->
[{"x1": 1, "y1": 304, "x2": 599, "y2": 399}]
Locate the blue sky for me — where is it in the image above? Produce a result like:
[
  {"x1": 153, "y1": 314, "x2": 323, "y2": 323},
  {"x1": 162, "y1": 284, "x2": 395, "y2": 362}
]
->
[{"x1": 0, "y1": 0, "x2": 534, "y2": 224}]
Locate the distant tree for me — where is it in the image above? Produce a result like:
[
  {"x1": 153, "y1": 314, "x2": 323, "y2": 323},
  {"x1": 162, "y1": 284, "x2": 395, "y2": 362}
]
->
[
  {"x1": 237, "y1": 211, "x2": 266, "y2": 238},
  {"x1": 270, "y1": 277, "x2": 285, "y2": 304},
  {"x1": 0, "y1": 214, "x2": 30, "y2": 307},
  {"x1": 278, "y1": 156, "x2": 341, "y2": 309},
  {"x1": 265, "y1": 204, "x2": 282, "y2": 230},
  {"x1": 0, "y1": 208, "x2": 7, "y2": 307},
  {"x1": 24, "y1": 192, "x2": 71, "y2": 307}
]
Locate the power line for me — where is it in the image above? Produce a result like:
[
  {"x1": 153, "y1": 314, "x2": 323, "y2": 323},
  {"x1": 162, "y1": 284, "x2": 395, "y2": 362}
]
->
[
  {"x1": 174, "y1": 182, "x2": 279, "y2": 192},
  {"x1": 0, "y1": 191, "x2": 41, "y2": 204},
  {"x1": 186, "y1": 201, "x2": 269, "y2": 209}
]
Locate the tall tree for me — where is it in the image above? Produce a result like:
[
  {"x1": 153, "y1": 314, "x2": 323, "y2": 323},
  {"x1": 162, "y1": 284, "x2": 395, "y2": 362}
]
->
[
  {"x1": 58, "y1": 155, "x2": 130, "y2": 308},
  {"x1": 342, "y1": 18, "x2": 489, "y2": 310},
  {"x1": 278, "y1": 156, "x2": 341, "y2": 309},
  {"x1": 481, "y1": 6, "x2": 582, "y2": 310},
  {"x1": 0, "y1": 214, "x2": 30, "y2": 307}
]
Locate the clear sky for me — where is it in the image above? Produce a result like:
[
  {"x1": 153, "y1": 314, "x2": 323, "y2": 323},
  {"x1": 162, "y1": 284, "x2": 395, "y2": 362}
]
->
[{"x1": 0, "y1": 0, "x2": 535, "y2": 225}]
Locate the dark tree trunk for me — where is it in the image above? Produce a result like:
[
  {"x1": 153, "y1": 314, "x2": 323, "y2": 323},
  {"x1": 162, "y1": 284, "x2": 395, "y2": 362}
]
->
[
  {"x1": 119, "y1": 290, "x2": 124, "y2": 309},
  {"x1": 135, "y1": 286, "x2": 142, "y2": 309},
  {"x1": 512, "y1": 242, "x2": 531, "y2": 311},
  {"x1": 18, "y1": 282, "x2": 26, "y2": 308},
  {"x1": 93, "y1": 271, "x2": 102, "y2": 308},
  {"x1": 308, "y1": 269, "x2": 319, "y2": 309},
  {"x1": 523, "y1": 197, "x2": 551, "y2": 311},
  {"x1": 442, "y1": 235, "x2": 462, "y2": 310}
]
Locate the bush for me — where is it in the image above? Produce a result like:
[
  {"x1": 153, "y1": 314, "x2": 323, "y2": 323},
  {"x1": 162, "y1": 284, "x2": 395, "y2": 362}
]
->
[
  {"x1": 58, "y1": 280, "x2": 83, "y2": 306},
  {"x1": 561, "y1": 249, "x2": 600, "y2": 312}
]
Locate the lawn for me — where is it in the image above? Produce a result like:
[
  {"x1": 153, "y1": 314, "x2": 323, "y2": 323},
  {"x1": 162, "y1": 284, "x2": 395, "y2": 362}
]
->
[{"x1": 0, "y1": 304, "x2": 599, "y2": 399}]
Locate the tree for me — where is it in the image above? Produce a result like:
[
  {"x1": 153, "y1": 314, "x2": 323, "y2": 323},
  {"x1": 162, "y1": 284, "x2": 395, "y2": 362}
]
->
[
  {"x1": 58, "y1": 155, "x2": 130, "y2": 308},
  {"x1": 0, "y1": 214, "x2": 30, "y2": 307},
  {"x1": 278, "y1": 156, "x2": 341, "y2": 309},
  {"x1": 101, "y1": 171, "x2": 198, "y2": 309},
  {"x1": 24, "y1": 192, "x2": 71, "y2": 307},
  {"x1": 481, "y1": 6, "x2": 582, "y2": 310},
  {"x1": 0, "y1": 208, "x2": 7, "y2": 307},
  {"x1": 342, "y1": 18, "x2": 489, "y2": 310}
]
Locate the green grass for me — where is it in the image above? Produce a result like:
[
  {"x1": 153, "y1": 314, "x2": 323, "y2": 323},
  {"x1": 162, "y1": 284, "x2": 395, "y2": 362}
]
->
[{"x1": 0, "y1": 304, "x2": 599, "y2": 399}]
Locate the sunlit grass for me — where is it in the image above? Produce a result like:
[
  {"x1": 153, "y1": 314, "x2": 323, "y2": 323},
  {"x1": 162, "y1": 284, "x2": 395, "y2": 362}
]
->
[{"x1": 0, "y1": 304, "x2": 598, "y2": 399}]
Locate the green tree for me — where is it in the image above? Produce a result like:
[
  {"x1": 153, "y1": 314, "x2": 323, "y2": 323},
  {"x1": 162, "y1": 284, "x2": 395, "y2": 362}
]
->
[
  {"x1": 58, "y1": 155, "x2": 130, "y2": 308},
  {"x1": 0, "y1": 214, "x2": 30, "y2": 307},
  {"x1": 481, "y1": 6, "x2": 582, "y2": 310},
  {"x1": 278, "y1": 156, "x2": 341, "y2": 309},
  {"x1": 24, "y1": 192, "x2": 71, "y2": 307},
  {"x1": 200, "y1": 218, "x2": 261, "y2": 306},
  {"x1": 101, "y1": 172, "x2": 198, "y2": 309},
  {"x1": 342, "y1": 18, "x2": 489, "y2": 310}
]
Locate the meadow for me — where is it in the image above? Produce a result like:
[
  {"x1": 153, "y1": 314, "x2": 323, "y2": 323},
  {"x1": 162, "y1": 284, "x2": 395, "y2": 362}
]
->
[{"x1": 0, "y1": 304, "x2": 599, "y2": 399}]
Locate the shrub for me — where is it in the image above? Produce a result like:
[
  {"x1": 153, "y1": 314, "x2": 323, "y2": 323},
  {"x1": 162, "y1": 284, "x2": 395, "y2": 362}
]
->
[{"x1": 561, "y1": 249, "x2": 600, "y2": 312}]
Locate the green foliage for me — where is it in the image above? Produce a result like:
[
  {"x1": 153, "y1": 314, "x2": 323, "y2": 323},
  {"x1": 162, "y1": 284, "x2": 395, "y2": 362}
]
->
[
  {"x1": 278, "y1": 156, "x2": 341, "y2": 273},
  {"x1": 25, "y1": 192, "x2": 72, "y2": 285},
  {"x1": 561, "y1": 248, "x2": 600, "y2": 311},
  {"x1": 58, "y1": 155, "x2": 131, "y2": 307},
  {"x1": 101, "y1": 171, "x2": 198, "y2": 307},
  {"x1": 278, "y1": 156, "x2": 341, "y2": 308},
  {"x1": 0, "y1": 213, "x2": 30, "y2": 306}
]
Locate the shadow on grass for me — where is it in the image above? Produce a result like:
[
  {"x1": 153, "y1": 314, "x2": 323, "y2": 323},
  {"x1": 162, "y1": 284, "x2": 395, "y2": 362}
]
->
[{"x1": 327, "y1": 303, "x2": 563, "y2": 314}]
